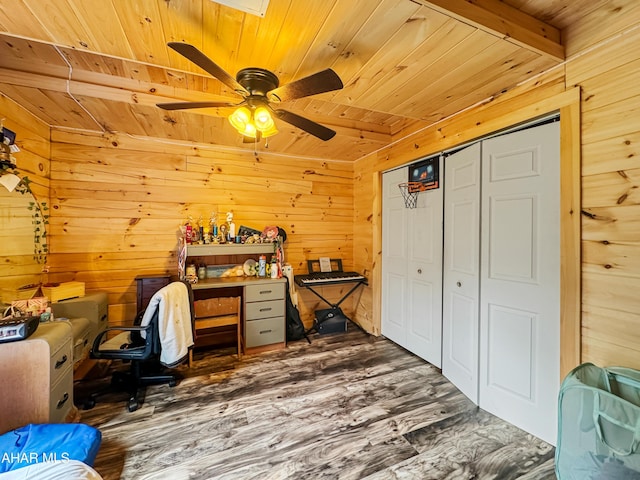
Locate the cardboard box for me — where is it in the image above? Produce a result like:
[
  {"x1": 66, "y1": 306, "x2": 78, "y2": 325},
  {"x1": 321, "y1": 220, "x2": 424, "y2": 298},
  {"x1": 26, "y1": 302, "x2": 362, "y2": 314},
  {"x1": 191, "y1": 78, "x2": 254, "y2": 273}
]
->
[{"x1": 42, "y1": 281, "x2": 85, "y2": 302}]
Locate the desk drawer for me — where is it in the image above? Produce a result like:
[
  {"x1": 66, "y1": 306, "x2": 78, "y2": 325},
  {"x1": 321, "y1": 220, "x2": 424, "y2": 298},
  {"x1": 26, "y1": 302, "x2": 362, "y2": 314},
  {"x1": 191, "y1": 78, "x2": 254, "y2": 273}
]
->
[
  {"x1": 245, "y1": 317, "x2": 284, "y2": 347},
  {"x1": 195, "y1": 297, "x2": 239, "y2": 318},
  {"x1": 50, "y1": 338, "x2": 73, "y2": 385},
  {"x1": 245, "y1": 283, "x2": 284, "y2": 302},
  {"x1": 50, "y1": 366, "x2": 73, "y2": 423},
  {"x1": 65, "y1": 317, "x2": 92, "y2": 365},
  {"x1": 245, "y1": 299, "x2": 284, "y2": 321}
]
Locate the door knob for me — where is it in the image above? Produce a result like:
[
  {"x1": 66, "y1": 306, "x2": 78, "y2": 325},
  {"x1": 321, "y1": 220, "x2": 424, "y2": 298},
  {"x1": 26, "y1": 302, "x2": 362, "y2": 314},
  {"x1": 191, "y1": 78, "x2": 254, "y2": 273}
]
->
[{"x1": 456, "y1": 281, "x2": 462, "y2": 287}]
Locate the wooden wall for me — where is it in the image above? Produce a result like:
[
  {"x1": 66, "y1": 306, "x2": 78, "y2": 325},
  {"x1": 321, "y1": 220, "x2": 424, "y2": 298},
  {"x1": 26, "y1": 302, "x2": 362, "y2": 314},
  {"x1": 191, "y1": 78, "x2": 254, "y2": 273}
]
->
[
  {"x1": 354, "y1": 2, "x2": 640, "y2": 371},
  {"x1": 48, "y1": 130, "x2": 355, "y2": 327},
  {"x1": 355, "y1": 84, "x2": 583, "y2": 378},
  {"x1": 0, "y1": 94, "x2": 50, "y2": 297},
  {"x1": 2, "y1": 0, "x2": 640, "y2": 372},
  {"x1": 569, "y1": 12, "x2": 640, "y2": 369}
]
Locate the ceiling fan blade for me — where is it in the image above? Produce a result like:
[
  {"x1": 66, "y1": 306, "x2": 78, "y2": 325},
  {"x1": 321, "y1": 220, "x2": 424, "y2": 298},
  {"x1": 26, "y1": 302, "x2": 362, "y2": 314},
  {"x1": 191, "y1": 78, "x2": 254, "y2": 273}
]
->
[
  {"x1": 267, "y1": 69, "x2": 343, "y2": 103},
  {"x1": 156, "y1": 101, "x2": 240, "y2": 111},
  {"x1": 274, "y1": 109, "x2": 336, "y2": 141},
  {"x1": 167, "y1": 42, "x2": 248, "y2": 96}
]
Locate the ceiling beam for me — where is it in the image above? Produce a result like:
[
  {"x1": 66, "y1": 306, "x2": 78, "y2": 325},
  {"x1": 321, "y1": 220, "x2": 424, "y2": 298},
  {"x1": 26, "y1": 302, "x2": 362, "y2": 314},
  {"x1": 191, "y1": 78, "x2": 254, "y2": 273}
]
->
[
  {"x1": 414, "y1": 0, "x2": 564, "y2": 61},
  {"x1": 0, "y1": 67, "x2": 390, "y2": 143},
  {"x1": 0, "y1": 67, "x2": 229, "y2": 106}
]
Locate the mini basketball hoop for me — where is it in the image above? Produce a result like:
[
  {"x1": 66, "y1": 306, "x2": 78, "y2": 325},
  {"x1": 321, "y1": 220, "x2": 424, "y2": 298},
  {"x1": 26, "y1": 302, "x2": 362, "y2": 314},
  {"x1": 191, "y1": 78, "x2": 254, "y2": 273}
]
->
[{"x1": 398, "y1": 182, "x2": 424, "y2": 209}]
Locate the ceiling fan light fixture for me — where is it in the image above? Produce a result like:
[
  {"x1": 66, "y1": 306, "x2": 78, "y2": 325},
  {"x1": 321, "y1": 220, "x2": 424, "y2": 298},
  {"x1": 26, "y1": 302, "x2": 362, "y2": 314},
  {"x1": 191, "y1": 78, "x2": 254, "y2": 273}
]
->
[
  {"x1": 254, "y1": 106, "x2": 274, "y2": 131},
  {"x1": 260, "y1": 123, "x2": 278, "y2": 138},
  {"x1": 229, "y1": 104, "x2": 278, "y2": 139},
  {"x1": 162, "y1": 43, "x2": 343, "y2": 142},
  {"x1": 228, "y1": 106, "x2": 252, "y2": 131},
  {"x1": 241, "y1": 122, "x2": 258, "y2": 138}
]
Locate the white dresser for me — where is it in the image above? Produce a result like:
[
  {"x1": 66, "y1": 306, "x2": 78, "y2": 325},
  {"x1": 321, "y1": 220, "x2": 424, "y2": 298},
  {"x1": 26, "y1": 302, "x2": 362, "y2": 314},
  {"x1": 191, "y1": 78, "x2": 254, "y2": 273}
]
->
[{"x1": 0, "y1": 321, "x2": 76, "y2": 434}]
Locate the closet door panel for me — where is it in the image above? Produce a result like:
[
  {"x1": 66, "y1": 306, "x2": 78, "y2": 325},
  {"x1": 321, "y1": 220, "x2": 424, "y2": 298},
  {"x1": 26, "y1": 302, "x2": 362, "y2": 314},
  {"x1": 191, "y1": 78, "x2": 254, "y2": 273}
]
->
[
  {"x1": 479, "y1": 122, "x2": 560, "y2": 445},
  {"x1": 442, "y1": 143, "x2": 481, "y2": 403},
  {"x1": 382, "y1": 167, "x2": 409, "y2": 345},
  {"x1": 405, "y1": 159, "x2": 443, "y2": 367},
  {"x1": 382, "y1": 160, "x2": 444, "y2": 368}
]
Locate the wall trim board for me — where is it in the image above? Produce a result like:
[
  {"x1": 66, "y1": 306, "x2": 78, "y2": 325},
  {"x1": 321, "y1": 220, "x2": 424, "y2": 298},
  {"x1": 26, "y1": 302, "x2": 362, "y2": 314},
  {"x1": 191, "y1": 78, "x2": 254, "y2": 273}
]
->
[
  {"x1": 370, "y1": 169, "x2": 383, "y2": 337},
  {"x1": 559, "y1": 97, "x2": 582, "y2": 378},
  {"x1": 50, "y1": 127, "x2": 355, "y2": 165},
  {"x1": 368, "y1": 86, "x2": 581, "y2": 379},
  {"x1": 373, "y1": 86, "x2": 579, "y2": 173}
]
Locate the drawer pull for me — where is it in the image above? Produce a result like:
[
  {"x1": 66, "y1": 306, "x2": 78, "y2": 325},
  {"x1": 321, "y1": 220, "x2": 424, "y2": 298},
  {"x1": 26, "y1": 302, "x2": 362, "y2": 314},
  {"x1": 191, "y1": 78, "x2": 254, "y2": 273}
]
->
[
  {"x1": 55, "y1": 355, "x2": 68, "y2": 369},
  {"x1": 259, "y1": 329, "x2": 273, "y2": 334},
  {"x1": 259, "y1": 307, "x2": 272, "y2": 312},
  {"x1": 259, "y1": 290, "x2": 272, "y2": 295},
  {"x1": 57, "y1": 393, "x2": 69, "y2": 409}
]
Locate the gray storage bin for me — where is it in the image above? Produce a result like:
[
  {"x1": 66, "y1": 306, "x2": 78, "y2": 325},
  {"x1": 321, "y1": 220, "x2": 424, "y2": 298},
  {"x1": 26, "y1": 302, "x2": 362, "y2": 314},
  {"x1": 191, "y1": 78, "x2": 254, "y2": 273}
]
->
[{"x1": 556, "y1": 362, "x2": 640, "y2": 479}]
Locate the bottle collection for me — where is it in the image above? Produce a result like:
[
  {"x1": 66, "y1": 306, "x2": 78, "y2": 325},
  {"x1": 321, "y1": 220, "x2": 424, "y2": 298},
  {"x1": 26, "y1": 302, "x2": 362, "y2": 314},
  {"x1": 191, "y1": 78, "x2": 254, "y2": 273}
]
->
[{"x1": 179, "y1": 211, "x2": 287, "y2": 284}]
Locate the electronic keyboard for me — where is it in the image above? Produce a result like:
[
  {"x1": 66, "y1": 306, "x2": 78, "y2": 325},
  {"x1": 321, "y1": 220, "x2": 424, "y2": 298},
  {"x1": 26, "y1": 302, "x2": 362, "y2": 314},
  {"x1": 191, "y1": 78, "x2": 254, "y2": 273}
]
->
[{"x1": 294, "y1": 271, "x2": 367, "y2": 287}]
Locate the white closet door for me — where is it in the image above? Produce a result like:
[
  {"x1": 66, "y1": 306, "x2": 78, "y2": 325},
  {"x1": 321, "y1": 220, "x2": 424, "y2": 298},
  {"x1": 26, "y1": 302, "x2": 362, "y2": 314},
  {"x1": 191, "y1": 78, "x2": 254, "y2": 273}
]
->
[
  {"x1": 479, "y1": 122, "x2": 560, "y2": 445},
  {"x1": 405, "y1": 157, "x2": 443, "y2": 367},
  {"x1": 381, "y1": 167, "x2": 408, "y2": 346},
  {"x1": 442, "y1": 143, "x2": 481, "y2": 403},
  {"x1": 381, "y1": 161, "x2": 444, "y2": 367}
]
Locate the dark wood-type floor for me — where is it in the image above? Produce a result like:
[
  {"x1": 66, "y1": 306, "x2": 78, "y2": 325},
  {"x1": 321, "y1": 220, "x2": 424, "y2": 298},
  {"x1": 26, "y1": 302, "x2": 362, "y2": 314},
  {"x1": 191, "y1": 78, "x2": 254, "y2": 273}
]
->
[{"x1": 75, "y1": 326, "x2": 557, "y2": 480}]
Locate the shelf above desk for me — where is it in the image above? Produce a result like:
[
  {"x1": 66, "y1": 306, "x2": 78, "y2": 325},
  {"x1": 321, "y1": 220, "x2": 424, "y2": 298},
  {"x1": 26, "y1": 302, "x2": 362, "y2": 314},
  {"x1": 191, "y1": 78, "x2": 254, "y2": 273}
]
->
[{"x1": 187, "y1": 243, "x2": 276, "y2": 256}]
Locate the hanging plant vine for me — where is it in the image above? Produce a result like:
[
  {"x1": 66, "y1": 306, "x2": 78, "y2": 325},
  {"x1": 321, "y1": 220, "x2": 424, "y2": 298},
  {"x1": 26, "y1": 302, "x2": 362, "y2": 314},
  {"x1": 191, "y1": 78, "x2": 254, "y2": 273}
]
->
[
  {"x1": 0, "y1": 163, "x2": 49, "y2": 264},
  {"x1": 15, "y1": 177, "x2": 48, "y2": 264}
]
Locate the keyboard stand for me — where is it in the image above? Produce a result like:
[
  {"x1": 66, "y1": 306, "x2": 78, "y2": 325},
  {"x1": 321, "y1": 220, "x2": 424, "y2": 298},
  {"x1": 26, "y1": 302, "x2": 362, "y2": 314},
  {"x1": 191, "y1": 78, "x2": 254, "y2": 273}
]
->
[{"x1": 297, "y1": 277, "x2": 368, "y2": 335}]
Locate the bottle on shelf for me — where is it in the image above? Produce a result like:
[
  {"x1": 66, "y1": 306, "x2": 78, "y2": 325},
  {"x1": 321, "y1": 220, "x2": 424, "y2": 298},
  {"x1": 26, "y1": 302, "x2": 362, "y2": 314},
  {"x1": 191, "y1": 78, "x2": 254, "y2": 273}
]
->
[
  {"x1": 184, "y1": 218, "x2": 193, "y2": 244},
  {"x1": 185, "y1": 263, "x2": 197, "y2": 283},
  {"x1": 258, "y1": 255, "x2": 267, "y2": 277}
]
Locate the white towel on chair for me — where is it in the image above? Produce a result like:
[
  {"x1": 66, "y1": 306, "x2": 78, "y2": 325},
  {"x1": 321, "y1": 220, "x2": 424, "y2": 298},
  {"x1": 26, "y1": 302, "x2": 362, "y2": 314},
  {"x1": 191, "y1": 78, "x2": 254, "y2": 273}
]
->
[{"x1": 141, "y1": 281, "x2": 194, "y2": 367}]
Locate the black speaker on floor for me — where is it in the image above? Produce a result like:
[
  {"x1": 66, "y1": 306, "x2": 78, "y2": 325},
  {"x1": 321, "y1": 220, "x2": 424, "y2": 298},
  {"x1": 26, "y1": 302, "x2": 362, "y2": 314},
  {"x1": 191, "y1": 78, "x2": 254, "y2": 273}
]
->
[{"x1": 314, "y1": 307, "x2": 347, "y2": 335}]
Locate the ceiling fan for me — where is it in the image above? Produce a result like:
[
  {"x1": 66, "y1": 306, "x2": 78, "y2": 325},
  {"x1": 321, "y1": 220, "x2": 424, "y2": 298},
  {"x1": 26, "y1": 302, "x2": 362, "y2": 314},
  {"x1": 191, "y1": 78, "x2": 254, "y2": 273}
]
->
[{"x1": 156, "y1": 42, "x2": 344, "y2": 141}]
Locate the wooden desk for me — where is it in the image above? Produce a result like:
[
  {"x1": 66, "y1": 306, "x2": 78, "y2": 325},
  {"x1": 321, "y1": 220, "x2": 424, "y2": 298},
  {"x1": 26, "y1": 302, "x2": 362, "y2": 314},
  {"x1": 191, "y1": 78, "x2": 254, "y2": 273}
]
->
[{"x1": 191, "y1": 277, "x2": 287, "y2": 356}]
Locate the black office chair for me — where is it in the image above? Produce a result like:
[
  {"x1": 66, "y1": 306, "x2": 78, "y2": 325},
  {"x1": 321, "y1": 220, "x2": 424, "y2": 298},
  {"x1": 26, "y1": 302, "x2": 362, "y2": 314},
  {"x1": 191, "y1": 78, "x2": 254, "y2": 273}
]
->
[{"x1": 84, "y1": 281, "x2": 194, "y2": 412}]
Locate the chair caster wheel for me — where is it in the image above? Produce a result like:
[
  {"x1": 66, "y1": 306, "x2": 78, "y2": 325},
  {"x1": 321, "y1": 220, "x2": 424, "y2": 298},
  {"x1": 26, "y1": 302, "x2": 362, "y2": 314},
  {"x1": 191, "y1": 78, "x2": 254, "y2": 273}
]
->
[
  {"x1": 83, "y1": 398, "x2": 96, "y2": 410},
  {"x1": 127, "y1": 399, "x2": 139, "y2": 412},
  {"x1": 169, "y1": 379, "x2": 177, "y2": 387}
]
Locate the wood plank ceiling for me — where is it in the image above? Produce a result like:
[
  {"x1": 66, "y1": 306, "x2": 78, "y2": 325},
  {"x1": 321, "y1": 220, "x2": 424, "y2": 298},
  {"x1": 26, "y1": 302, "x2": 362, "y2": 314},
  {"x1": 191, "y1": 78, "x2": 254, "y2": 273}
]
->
[{"x1": 0, "y1": 0, "x2": 594, "y2": 161}]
